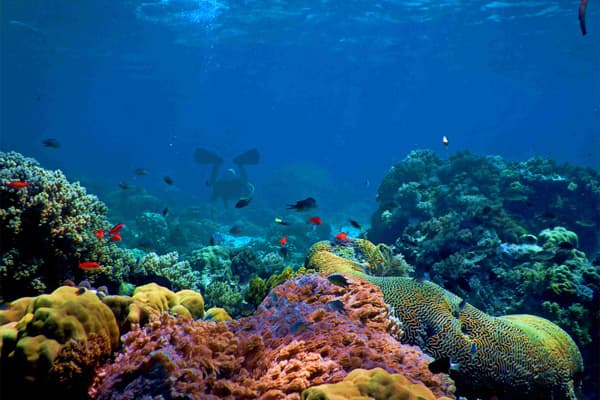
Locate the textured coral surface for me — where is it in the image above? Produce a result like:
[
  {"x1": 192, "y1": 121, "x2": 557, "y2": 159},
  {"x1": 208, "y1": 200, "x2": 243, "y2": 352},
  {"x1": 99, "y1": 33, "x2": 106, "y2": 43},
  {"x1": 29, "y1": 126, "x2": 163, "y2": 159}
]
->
[
  {"x1": 306, "y1": 239, "x2": 584, "y2": 400},
  {"x1": 91, "y1": 274, "x2": 454, "y2": 399},
  {"x1": 0, "y1": 286, "x2": 119, "y2": 398},
  {"x1": 302, "y1": 368, "x2": 454, "y2": 400}
]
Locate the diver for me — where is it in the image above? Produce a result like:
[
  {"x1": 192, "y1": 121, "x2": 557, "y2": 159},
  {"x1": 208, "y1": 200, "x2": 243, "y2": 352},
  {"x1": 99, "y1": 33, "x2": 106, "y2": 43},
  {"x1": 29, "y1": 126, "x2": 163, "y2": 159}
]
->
[{"x1": 194, "y1": 147, "x2": 259, "y2": 207}]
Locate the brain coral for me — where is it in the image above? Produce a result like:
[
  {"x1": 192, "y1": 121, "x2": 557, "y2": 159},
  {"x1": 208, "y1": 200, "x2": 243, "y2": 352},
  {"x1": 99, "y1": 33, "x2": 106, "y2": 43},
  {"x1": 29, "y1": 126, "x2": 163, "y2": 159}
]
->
[
  {"x1": 91, "y1": 274, "x2": 454, "y2": 399},
  {"x1": 0, "y1": 286, "x2": 119, "y2": 398},
  {"x1": 305, "y1": 239, "x2": 584, "y2": 400},
  {"x1": 302, "y1": 368, "x2": 453, "y2": 400}
]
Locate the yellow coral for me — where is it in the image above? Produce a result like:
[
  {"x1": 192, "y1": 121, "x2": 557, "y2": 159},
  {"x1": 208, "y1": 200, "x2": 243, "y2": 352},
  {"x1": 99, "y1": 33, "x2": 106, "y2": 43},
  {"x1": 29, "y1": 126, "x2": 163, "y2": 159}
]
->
[
  {"x1": 204, "y1": 307, "x2": 233, "y2": 322},
  {"x1": 302, "y1": 368, "x2": 453, "y2": 400},
  {"x1": 306, "y1": 240, "x2": 584, "y2": 400},
  {"x1": 0, "y1": 286, "x2": 119, "y2": 385}
]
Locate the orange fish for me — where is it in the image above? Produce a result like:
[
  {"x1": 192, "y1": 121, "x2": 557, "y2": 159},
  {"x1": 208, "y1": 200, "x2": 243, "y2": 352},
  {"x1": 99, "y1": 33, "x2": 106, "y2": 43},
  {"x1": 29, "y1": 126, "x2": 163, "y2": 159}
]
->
[
  {"x1": 335, "y1": 232, "x2": 350, "y2": 243},
  {"x1": 307, "y1": 216, "x2": 322, "y2": 226},
  {"x1": 6, "y1": 181, "x2": 29, "y2": 189},
  {"x1": 79, "y1": 261, "x2": 101, "y2": 270},
  {"x1": 108, "y1": 223, "x2": 125, "y2": 234},
  {"x1": 111, "y1": 233, "x2": 122, "y2": 242},
  {"x1": 279, "y1": 236, "x2": 287, "y2": 246},
  {"x1": 95, "y1": 229, "x2": 105, "y2": 239}
]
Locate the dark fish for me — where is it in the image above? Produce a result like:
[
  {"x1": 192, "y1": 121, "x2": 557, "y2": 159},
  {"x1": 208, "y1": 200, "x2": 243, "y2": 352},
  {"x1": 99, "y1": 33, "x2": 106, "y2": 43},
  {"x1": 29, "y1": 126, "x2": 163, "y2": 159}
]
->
[
  {"x1": 328, "y1": 300, "x2": 346, "y2": 313},
  {"x1": 279, "y1": 246, "x2": 289, "y2": 259},
  {"x1": 349, "y1": 219, "x2": 362, "y2": 230},
  {"x1": 287, "y1": 197, "x2": 317, "y2": 211},
  {"x1": 163, "y1": 176, "x2": 174, "y2": 185},
  {"x1": 428, "y1": 357, "x2": 461, "y2": 374},
  {"x1": 76, "y1": 287, "x2": 86, "y2": 295},
  {"x1": 327, "y1": 273, "x2": 349, "y2": 288},
  {"x1": 118, "y1": 181, "x2": 130, "y2": 190},
  {"x1": 458, "y1": 298, "x2": 467, "y2": 311},
  {"x1": 235, "y1": 197, "x2": 252, "y2": 208},
  {"x1": 290, "y1": 320, "x2": 309, "y2": 334},
  {"x1": 579, "y1": 0, "x2": 588, "y2": 35},
  {"x1": 229, "y1": 225, "x2": 243, "y2": 234},
  {"x1": 471, "y1": 342, "x2": 477, "y2": 356},
  {"x1": 239, "y1": 303, "x2": 255, "y2": 316},
  {"x1": 42, "y1": 138, "x2": 60, "y2": 148},
  {"x1": 540, "y1": 211, "x2": 557, "y2": 220},
  {"x1": 134, "y1": 168, "x2": 148, "y2": 176},
  {"x1": 162, "y1": 207, "x2": 169, "y2": 217}
]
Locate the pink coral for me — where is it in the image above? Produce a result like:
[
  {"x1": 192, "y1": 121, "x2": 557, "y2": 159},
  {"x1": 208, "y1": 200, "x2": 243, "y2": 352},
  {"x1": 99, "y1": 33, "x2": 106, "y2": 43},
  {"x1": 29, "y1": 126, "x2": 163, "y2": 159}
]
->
[{"x1": 91, "y1": 274, "x2": 454, "y2": 399}]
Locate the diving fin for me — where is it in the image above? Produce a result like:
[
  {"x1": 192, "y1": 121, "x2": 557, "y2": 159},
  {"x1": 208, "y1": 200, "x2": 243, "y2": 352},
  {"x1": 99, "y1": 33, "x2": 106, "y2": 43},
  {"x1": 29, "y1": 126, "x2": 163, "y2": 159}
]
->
[
  {"x1": 194, "y1": 148, "x2": 223, "y2": 165},
  {"x1": 233, "y1": 148, "x2": 260, "y2": 165}
]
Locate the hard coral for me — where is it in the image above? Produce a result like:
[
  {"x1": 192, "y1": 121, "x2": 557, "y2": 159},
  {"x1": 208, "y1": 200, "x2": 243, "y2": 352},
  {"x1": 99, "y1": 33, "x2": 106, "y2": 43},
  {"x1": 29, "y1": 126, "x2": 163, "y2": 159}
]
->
[
  {"x1": 306, "y1": 239, "x2": 584, "y2": 400},
  {"x1": 302, "y1": 368, "x2": 453, "y2": 400},
  {"x1": 0, "y1": 151, "x2": 111, "y2": 300},
  {"x1": 0, "y1": 286, "x2": 119, "y2": 398},
  {"x1": 91, "y1": 274, "x2": 454, "y2": 399}
]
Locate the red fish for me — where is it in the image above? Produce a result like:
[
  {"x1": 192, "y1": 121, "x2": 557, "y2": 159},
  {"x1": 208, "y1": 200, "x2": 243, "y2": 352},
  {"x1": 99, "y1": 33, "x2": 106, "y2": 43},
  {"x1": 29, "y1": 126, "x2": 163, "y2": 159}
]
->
[
  {"x1": 579, "y1": 0, "x2": 588, "y2": 35},
  {"x1": 79, "y1": 261, "x2": 101, "y2": 270},
  {"x1": 6, "y1": 181, "x2": 29, "y2": 189},
  {"x1": 95, "y1": 229, "x2": 105, "y2": 239},
  {"x1": 279, "y1": 236, "x2": 287, "y2": 246},
  {"x1": 335, "y1": 232, "x2": 350, "y2": 243},
  {"x1": 111, "y1": 233, "x2": 122, "y2": 242},
  {"x1": 108, "y1": 223, "x2": 125, "y2": 234},
  {"x1": 307, "y1": 216, "x2": 322, "y2": 226}
]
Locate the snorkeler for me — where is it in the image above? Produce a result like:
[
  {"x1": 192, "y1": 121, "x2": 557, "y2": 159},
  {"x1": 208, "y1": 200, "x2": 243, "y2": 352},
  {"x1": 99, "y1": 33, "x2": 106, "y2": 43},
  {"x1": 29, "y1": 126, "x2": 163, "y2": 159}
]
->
[{"x1": 194, "y1": 147, "x2": 260, "y2": 207}]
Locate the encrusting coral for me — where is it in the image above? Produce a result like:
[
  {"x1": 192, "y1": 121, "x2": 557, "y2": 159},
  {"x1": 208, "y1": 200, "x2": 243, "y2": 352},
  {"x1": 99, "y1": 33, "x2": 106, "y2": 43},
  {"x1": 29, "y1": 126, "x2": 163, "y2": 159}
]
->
[
  {"x1": 305, "y1": 238, "x2": 584, "y2": 400},
  {"x1": 90, "y1": 274, "x2": 455, "y2": 399}
]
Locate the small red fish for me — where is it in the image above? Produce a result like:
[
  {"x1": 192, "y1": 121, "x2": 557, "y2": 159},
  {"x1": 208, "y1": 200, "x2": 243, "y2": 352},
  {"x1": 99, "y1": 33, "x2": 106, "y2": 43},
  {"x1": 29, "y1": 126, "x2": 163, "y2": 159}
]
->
[
  {"x1": 335, "y1": 232, "x2": 350, "y2": 243},
  {"x1": 108, "y1": 223, "x2": 125, "y2": 234},
  {"x1": 79, "y1": 261, "x2": 101, "y2": 270},
  {"x1": 6, "y1": 181, "x2": 29, "y2": 189},
  {"x1": 307, "y1": 216, "x2": 322, "y2": 226},
  {"x1": 95, "y1": 229, "x2": 105, "y2": 239},
  {"x1": 111, "y1": 233, "x2": 122, "y2": 242},
  {"x1": 279, "y1": 236, "x2": 287, "y2": 246}
]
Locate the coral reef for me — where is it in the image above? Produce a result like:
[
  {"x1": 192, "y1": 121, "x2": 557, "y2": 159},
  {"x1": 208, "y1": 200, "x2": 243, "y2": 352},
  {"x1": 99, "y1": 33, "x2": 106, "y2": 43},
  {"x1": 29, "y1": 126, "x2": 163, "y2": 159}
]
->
[
  {"x1": 0, "y1": 151, "x2": 110, "y2": 300},
  {"x1": 366, "y1": 150, "x2": 599, "y2": 395},
  {"x1": 305, "y1": 238, "x2": 584, "y2": 400},
  {"x1": 302, "y1": 368, "x2": 453, "y2": 400},
  {"x1": 91, "y1": 274, "x2": 454, "y2": 399},
  {"x1": 0, "y1": 286, "x2": 119, "y2": 398}
]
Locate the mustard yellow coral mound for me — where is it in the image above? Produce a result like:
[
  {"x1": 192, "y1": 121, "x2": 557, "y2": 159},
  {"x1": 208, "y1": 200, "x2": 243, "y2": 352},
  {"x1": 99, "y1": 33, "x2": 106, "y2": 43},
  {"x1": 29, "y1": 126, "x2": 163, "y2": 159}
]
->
[
  {"x1": 0, "y1": 286, "x2": 118, "y2": 389},
  {"x1": 302, "y1": 368, "x2": 453, "y2": 400},
  {"x1": 305, "y1": 240, "x2": 584, "y2": 400},
  {"x1": 204, "y1": 307, "x2": 233, "y2": 322},
  {"x1": 104, "y1": 283, "x2": 204, "y2": 329}
]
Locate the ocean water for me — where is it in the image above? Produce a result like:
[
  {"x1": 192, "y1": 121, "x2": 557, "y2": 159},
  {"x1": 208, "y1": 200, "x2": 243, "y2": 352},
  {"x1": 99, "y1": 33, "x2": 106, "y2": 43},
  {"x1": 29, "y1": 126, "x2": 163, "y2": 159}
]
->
[{"x1": 1, "y1": 1, "x2": 599, "y2": 399}]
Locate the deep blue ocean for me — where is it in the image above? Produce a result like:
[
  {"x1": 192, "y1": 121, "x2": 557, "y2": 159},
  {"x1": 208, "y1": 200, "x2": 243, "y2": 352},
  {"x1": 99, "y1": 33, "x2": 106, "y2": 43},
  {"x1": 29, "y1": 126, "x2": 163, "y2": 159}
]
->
[{"x1": 2, "y1": 0, "x2": 599, "y2": 220}]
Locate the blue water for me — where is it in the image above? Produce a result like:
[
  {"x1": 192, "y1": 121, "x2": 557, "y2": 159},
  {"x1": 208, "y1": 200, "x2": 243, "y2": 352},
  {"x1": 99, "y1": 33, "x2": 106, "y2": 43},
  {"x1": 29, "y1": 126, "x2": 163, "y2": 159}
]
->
[{"x1": 1, "y1": 0, "x2": 599, "y2": 213}]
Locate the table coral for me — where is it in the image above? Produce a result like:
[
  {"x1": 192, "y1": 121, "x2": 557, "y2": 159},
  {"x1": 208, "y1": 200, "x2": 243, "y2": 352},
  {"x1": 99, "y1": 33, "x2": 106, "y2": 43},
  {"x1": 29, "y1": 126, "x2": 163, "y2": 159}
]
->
[
  {"x1": 305, "y1": 239, "x2": 584, "y2": 400},
  {"x1": 302, "y1": 368, "x2": 453, "y2": 400},
  {"x1": 90, "y1": 274, "x2": 454, "y2": 399},
  {"x1": 0, "y1": 286, "x2": 119, "y2": 398}
]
